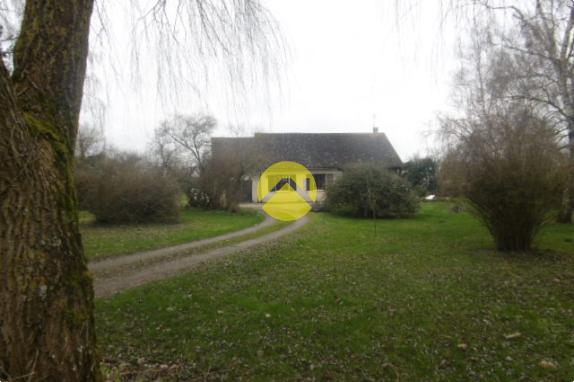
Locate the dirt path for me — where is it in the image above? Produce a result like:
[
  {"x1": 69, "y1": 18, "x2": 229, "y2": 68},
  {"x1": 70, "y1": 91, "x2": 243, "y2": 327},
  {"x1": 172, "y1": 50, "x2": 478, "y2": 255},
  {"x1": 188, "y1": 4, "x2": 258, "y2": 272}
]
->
[
  {"x1": 90, "y1": 214, "x2": 275, "y2": 274},
  {"x1": 93, "y1": 215, "x2": 309, "y2": 298}
]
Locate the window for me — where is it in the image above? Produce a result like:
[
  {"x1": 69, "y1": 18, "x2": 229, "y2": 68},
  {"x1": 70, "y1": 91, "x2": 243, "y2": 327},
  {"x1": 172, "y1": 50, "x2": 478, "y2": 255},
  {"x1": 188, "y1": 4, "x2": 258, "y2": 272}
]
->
[{"x1": 313, "y1": 174, "x2": 326, "y2": 190}]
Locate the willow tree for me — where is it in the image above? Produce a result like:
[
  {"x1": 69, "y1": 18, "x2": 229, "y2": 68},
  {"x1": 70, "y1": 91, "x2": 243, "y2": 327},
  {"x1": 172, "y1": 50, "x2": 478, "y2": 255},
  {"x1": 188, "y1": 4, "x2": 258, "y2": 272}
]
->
[{"x1": 0, "y1": 0, "x2": 279, "y2": 380}]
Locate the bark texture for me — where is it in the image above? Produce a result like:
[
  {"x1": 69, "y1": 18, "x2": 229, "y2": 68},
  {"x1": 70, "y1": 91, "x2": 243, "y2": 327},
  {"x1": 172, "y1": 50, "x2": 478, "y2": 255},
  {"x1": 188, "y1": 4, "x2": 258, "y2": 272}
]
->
[{"x1": 0, "y1": 0, "x2": 99, "y2": 380}]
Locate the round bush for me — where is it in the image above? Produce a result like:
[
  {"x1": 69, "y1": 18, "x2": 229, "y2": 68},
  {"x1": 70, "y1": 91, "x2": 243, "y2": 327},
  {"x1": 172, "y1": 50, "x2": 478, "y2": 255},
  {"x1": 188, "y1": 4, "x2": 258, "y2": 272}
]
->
[{"x1": 327, "y1": 164, "x2": 419, "y2": 218}]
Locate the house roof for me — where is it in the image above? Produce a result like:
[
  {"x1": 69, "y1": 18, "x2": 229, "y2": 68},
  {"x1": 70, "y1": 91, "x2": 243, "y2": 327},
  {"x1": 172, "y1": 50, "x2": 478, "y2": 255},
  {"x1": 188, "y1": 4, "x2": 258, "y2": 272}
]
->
[{"x1": 211, "y1": 132, "x2": 403, "y2": 170}]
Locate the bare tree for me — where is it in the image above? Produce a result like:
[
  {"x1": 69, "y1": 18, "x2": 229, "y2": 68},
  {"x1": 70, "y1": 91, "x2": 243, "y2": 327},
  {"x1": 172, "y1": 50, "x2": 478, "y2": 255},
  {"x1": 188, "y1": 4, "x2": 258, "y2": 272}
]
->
[
  {"x1": 76, "y1": 123, "x2": 104, "y2": 160},
  {"x1": 393, "y1": 0, "x2": 574, "y2": 220},
  {"x1": 149, "y1": 121, "x2": 183, "y2": 175},
  {"x1": 158, "y1": 113, "x2": 217, "y2": 174},
  {"x1": 200, "y1": 150, "x2": 246, "y2": 210},
  {"x1": 202, "y1": 136, "x2": 267, "y2": 210},
  {"x1": 441, "y1": 106, "x2": 566, "y2": 251},
  {"x1": 476, "y1": 0, "x2": 574, "y2": 222},
  {"x1": 440, "y1": 30, "x2": 567, "y2": 251},
  {"x1": 451, "y1": 1, "x2": 574, "y2": 221},
  {"x1": 0, "y1": 1, "x2": 280, "y2": 380}
]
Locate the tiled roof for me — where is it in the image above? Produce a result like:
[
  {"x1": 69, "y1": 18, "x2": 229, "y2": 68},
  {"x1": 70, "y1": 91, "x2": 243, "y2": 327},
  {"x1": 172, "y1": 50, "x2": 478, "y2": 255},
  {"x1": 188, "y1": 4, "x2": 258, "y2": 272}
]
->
[{"x1": 212, "y1": 132, "x2": 403, "y2": 170}]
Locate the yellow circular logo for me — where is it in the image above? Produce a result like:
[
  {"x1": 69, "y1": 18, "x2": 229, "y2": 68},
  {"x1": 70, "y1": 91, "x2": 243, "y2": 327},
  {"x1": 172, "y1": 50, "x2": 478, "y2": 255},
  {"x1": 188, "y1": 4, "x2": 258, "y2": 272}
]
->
[{"x1": 257, "y1": 161, "x2": 317, "y2": 221}]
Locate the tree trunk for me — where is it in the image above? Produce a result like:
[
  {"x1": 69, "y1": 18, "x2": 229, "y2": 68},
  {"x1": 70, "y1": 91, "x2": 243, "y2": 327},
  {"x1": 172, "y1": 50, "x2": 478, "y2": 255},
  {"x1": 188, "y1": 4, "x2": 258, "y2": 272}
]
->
[
  {"x1": 557, "y1": 188, "x2": 572, "y2": 223},
  {"x1": 0, "y1": 0, "x2": 99, "y2": 380},
  {"x1": 558, "y1": 125, "x2": 574, "y2": 223}
]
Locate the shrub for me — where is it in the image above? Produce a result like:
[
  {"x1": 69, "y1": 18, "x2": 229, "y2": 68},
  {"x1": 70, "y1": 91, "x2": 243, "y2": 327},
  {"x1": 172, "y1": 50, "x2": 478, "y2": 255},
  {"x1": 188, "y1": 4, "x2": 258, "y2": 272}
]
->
[
  {"x1": 75, "y1": 153, "x2": 106, "y2": 211},
  {"x1": 197, "y1": 157, "x2": 243, "y2": 212},
  {"x1": 187, "y1": 187, "x2": 211, "y2": 208},
  {"x1": 440, "y1": 108, "x2": 566, "y2": 251},
  {"x1": 327, "y1": 163, "x2": 419, "y2": 218},
  {"x1": 404, "y1": 157, "x2": 438, "y2": 195},
  {"x1": 198, "y1": 142, "x2": 264, "y2": 211},
  {"x1": 81, "y1": 154, "x2": 181, "y2": 224}
]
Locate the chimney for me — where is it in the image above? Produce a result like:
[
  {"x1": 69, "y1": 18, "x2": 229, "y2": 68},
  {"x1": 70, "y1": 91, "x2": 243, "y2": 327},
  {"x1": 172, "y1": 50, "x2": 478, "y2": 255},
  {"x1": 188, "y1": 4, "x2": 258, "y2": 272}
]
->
[{"x1": 373, "y1": 126, "x2": 379, "y2": 134}]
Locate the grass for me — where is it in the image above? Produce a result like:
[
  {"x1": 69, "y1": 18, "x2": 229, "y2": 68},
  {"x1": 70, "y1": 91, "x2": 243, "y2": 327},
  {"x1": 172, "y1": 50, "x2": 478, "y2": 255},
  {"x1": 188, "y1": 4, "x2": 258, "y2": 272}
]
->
[
  {"x1": 81, "y1": 208, "x2": 263, "y2": 260},
  {"x1": 96, "y1": 202, "x2": 574, "y2": 381}
]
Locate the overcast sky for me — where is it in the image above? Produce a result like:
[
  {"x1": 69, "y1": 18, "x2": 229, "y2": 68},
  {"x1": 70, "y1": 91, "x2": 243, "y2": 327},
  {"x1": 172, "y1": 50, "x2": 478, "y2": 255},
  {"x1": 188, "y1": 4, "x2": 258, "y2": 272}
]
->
[{"x1": 90, "y1": 1, "x2": 460, "y2": 162}]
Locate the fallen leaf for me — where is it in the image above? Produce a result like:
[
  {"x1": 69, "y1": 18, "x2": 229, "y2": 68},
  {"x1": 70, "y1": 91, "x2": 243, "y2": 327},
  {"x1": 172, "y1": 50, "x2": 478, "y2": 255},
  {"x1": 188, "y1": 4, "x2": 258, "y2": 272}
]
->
[
  {"x1": 504, "y1": 332, "x2": 522, "y2": 340},
  {"x1": 538, "y1": 359, "x2": 558, "y2": 369}
]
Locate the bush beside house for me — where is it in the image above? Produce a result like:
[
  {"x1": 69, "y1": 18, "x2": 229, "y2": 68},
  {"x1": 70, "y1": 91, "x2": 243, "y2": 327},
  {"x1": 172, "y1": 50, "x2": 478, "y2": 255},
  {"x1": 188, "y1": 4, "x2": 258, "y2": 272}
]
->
[
  {"x1": 404, "y1": 157, "x2": 438, "y2": 196},
  {"x1": 327, "y1": 163, "x2": 419, "y2": 218}
]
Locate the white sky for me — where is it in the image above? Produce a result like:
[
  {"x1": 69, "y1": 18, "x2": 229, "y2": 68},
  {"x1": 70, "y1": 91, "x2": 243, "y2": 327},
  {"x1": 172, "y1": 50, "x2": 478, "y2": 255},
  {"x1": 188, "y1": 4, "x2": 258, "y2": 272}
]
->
[{"x1": 90, "y1": 1, "x2": 460, "y2": 162}]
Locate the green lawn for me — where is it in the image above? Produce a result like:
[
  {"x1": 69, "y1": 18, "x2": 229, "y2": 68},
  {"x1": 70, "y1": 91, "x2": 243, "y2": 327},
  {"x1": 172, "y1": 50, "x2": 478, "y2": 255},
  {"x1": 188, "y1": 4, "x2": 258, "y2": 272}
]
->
[
  {"x1": 96, "y1": 203, "x2": 574, "y2": 381},
  {"x1": 81, "y1": 208, "x2": 263, "y2": 260}
]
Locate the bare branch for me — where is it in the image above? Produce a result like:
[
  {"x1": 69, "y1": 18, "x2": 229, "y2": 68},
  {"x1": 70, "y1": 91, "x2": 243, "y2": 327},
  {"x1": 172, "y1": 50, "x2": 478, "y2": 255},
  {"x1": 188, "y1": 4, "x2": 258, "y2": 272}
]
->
[{"x1": 126, "y1": 0, "x2": 285, "y2": 104}]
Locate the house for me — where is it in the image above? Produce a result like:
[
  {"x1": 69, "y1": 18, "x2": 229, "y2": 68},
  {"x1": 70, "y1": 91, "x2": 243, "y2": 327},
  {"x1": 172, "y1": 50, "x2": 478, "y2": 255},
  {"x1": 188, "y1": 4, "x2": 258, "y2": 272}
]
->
[{"x1": 211, "y1": 130, "x2": 403, "y2": 203}]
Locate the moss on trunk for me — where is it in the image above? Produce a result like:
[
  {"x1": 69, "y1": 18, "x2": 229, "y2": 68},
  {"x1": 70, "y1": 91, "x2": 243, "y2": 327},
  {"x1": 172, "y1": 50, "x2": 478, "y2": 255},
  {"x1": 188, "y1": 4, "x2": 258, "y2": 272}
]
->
[{"x1": 0, "y1": 0, "x2": 100, "y2": 380}]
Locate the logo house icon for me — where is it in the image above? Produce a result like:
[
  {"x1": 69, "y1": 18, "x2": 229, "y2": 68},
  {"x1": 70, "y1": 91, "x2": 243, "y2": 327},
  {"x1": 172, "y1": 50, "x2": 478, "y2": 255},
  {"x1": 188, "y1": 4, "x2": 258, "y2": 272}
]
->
[{"x1": 257, "y1": 161, "x2": 317, "y2": 221}]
